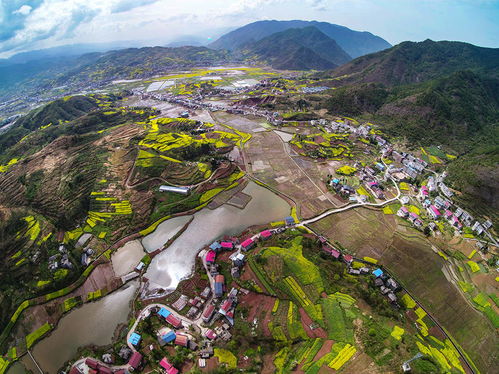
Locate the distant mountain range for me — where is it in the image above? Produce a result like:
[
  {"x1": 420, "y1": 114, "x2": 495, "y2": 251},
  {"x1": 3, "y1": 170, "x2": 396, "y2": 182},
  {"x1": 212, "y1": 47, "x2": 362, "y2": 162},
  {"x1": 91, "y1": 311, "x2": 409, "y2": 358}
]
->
[
  {"x1": 239, "y1": 27, "x2": 352, "y2": 70},
  {"x1": 209, "y1": 20, "x2": 391, "y2": 58}
]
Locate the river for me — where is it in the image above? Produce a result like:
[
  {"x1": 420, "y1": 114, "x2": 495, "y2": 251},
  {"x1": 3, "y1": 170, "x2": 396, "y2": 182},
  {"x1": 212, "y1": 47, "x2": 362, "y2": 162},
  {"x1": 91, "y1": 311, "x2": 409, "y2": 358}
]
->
[
  {"x1": 144, "y1": 181, "x2": 290, "y2": 290},
  {"x1": 20, "y1": 282, "x2": 138, "y2": 374}
]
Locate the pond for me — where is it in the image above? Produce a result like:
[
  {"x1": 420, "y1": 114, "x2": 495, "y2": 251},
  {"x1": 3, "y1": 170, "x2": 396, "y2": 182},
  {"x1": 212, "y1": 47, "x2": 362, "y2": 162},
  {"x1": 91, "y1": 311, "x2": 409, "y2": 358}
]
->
[
  {"x1": 141, "y1": 215, "x2": 192, "y2": 253},
  {"x1": 144, "y1": 181, "x2": 290, "y2": 290},
  {"x1": 111, "y1": 240, "x2": 146, "y2": 277},
  {"x1": 21, "y1": 281, "x2": 138, "y2": 374}
]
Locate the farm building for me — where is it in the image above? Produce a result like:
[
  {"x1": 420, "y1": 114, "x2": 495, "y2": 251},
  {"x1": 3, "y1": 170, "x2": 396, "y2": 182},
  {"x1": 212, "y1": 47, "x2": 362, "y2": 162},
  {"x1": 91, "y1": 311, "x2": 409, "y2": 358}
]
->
[
  {"x1": 128, "y1": 352, "x2": 143, "y2": 370},
  {"x1": 285, "y1": 216, "x2": 295, "y2": 225},
  {"x1": 129, "y1": 332, "x2": 141, "y2": 346},
  {"x1": 159, "y1": 185, "x2": 190, "y2": 195}
]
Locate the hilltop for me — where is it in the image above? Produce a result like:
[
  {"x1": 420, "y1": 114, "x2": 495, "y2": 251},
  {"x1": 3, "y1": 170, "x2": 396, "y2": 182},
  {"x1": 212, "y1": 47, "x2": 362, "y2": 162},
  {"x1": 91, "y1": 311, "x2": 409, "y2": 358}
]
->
[
  {"x1": 239, "y1": 27, "x2": 352, "y2": 70},
  {"x1": 209, "y1": 19, "x2": 391, "y2": 58}
]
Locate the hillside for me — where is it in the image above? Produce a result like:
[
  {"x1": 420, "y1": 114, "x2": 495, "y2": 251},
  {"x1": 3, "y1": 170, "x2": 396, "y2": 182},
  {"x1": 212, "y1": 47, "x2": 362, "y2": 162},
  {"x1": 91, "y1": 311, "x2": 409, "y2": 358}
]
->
[
  {"x1": 209, "y1": 20, "x2": 391, "y2": 58},
  {"x1": 328, "y1": 39, "x2": 499, "y2": 86},
  {"x1": 240, "y1": 27, "x2": 352, "y2": 70},
  {"x1": 0, "y1": 46, "x2": 230, "y2": 100},
  {"x1": 324, "y1": 67, "x2": 499, "y2": 218}
]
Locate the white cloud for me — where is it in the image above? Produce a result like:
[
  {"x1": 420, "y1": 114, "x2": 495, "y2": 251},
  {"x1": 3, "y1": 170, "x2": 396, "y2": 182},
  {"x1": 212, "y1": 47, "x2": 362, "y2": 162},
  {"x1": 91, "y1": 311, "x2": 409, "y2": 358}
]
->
[{"x1": 12, "y1": 5, "x2": 33, "y2": 16}]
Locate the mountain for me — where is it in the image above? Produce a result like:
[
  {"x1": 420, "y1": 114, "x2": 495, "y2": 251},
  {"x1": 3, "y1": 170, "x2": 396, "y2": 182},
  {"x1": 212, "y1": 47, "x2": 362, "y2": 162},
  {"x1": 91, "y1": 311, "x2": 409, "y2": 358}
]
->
[
  {"x1": 240, "y1": 27, "x2": 352, "y2": 70},
  {"x1": 328, "y1": 39, "x2": 499, "y2": 86},
  {"x1": 209, "y1": 20, "x2": 391, "y2": 58}
]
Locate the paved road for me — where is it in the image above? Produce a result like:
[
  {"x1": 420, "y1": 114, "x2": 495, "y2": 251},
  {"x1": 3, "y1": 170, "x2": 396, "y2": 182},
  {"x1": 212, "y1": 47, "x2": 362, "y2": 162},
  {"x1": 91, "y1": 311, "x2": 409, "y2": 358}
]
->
[{"x1": 300, "y1": 176, "x2": 401, "y2": 226}]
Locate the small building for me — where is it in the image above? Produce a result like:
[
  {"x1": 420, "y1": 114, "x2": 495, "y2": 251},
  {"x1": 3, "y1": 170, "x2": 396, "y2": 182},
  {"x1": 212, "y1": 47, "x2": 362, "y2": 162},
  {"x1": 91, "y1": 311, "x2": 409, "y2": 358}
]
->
[
  {"x1": 374, "y1": 278, "x2": 384, "y2": 287},
  {"x1": 241, "y1": 238, "x2": 255, "y2": 251},
  {"x1": 232, "y1": 253, "x2": 246, "y2": 267},
  {"x1": 202, "y1": 304, "x2": 216, "y2": 323},
  {"x1": 205, "y1": 329, "x2": 217, "y2": 340},
  {"x1": 85, "y1": 358, "x2": 98, "y2": 370},
  {"x1": 387, "y1": 292, "x2": 397, "y2": 303},
  {"x1": 209, "y1": 241, "x2": 222, "y2": 251},
  {"x1": 342, "y1": 254, "x2": 353, "y2": 264},
  {"x1": 220, "y1": 241, "x2": 234, "y2": 250},
  {"x1": 330, "y1": 249, "x2": 341, "y2": 259},
  {"x1": 159, "y1": 328, "x2": 176, "y2": 345},
  {"x1": 205, "y1": 250, "x2": 216, "y2": 264},
  {"x1": 386, "y1": 278, "x2": 398, "y2": 290},
  {"x1": 159, "y1": 185, "x2": 190, "y2": 195},
  {"x1": 199, "y1": 358, "x2": 206, "y2": 368},
  {"x1": 128, "y1": 352, "x2": 143, "y2": 371},
  {"x1": 397, "y1": 206, "x2": 409, "y2": 218},
  {"x1": 260, "y1": 230, "x2": 272, "y2": 240},
  {"x1": 428, "y1": 205, "x2": 441, "y2": 219},
  {"x1": 200, "y1": 286, "x2": 211, "y2": 299},
  {"x1": 285, "y1": 216, "x2": 295, "y2": 226},
  {"x1": 158, "y1": 308, "x2": 182, "y2": 328},
  {"x1": 231, "y1": 267, "x2": 240, "y2": 278},
  {"x1": 373, "y1": 268, "x2": 384, "y2": 278},
  {"x1": 98, "y1": 366, "x2": 112, "y2": 374},
  {"x1": 175, "y1": 334, "x2": 189, "y2": 347},
  {"x1": 129, "y1": 332, "x2": 141, "y2": 346},
  {"x1": 160, "y1": 357, "x2": 179, "y2": 374}
]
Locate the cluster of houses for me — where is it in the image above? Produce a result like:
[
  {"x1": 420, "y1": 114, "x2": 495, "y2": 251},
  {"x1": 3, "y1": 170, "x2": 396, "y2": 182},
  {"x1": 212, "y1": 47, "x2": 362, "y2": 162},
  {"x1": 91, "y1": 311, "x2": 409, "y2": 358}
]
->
[
  {"x1": 320, "y1": 238, "x2": 401, "y2": 305},
  {"x1": 393, "y1": 174, "x2": 495, "y2": 242},
  {"x1": 372, "y1": 268, "x2": 400, "y2": 304},
  {"x1": 328, "y1": 162, "x2": 388, "y2": 202},
  {"x1": 77, "y1": 351, "x2": 142, "y2": 374}
]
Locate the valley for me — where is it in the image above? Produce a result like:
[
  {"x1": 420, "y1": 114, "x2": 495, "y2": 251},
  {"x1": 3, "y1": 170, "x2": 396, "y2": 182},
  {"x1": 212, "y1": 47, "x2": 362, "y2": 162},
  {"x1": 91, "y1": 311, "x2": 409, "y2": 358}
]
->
[{"x1": 0, "y1": 22, "x2": 497, "y2": 374}]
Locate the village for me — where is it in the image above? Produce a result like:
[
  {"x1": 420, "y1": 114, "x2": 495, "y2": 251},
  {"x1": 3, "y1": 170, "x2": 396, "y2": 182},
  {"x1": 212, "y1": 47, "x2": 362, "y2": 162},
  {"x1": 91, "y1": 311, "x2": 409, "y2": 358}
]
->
[{"x1": 67, "y1": 212, "x2": 419, "y2": 374}]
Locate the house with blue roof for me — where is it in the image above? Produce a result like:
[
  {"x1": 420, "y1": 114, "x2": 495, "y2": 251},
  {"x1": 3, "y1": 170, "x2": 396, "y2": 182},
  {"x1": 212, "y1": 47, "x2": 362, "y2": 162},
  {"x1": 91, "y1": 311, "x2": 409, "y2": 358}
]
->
[
  {"x1": 158, "y1": 307, "x2": 171, "y2": 319},
  {"x1": 373, "y1": 268, "x2": 383, "y2": 278},
  {"x1": 129, "y1": 332, "x2": 141, "y2": 346},
  {"x1": 209, "y1": 241, "x2": 222, "y2": 251},
  {"x1": 285, "y1": 216, "x2": 295, "y2": 226},
  {"x1": 160, "y1": 330, "x2": 176, "y2": 344}
]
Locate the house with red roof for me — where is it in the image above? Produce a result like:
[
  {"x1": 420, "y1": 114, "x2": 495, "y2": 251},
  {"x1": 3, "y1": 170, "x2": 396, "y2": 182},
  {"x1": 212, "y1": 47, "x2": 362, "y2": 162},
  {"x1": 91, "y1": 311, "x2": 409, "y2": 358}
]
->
[
  {"x1": 205, "y1": 250, "x2": 216, "y2": 263},
  {"x1": 202, "y1": 304, "x2": 216, "y2": 323},
  {"x1": 241, "y1": 238, "x2": 255, "y2": 251},
  {"x1": 128, "y1": 352, "x2": 143, "y2": 370},
  {"x1": 85, "y1": 359, "x2": 98, "y2": 370},
  {"x1": 205, "y1": 329, "x2": 217, "y2": 340},
  {"x1": 428, "y1": 205, "x2": 441, "y2": 219},
  {"x1": 220, "y1": 241, "x2": 234, "y2": 250},
  {"x1": 342, "y1": 254, "x2": 353, "y2": 264},
  {"x1": 175, "y1": 334, "x2": 189, "y2": 347},
  {"x1": 159, "y1": 357, "x2": 179, "y2": 374},
  {"x1": 260, "y1": 230, "x2": 272, "y2": 239},
  {"x1": 330, "y1": 249, "x2": 340, "y2": 259}
]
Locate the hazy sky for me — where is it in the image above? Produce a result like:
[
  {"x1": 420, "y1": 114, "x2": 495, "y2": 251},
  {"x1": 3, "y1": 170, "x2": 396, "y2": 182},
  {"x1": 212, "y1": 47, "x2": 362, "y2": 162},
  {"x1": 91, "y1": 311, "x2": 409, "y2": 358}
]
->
[{"x1": 1, "y1": 0, "x2": 498, "y2": 58}]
